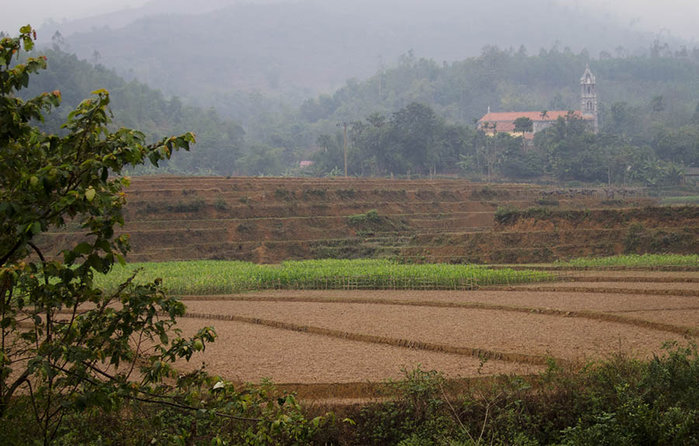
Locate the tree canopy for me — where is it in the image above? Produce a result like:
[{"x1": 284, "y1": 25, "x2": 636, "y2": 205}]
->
[{"x1": 1, "y1": 27, "x2": 326, "y2": 445}]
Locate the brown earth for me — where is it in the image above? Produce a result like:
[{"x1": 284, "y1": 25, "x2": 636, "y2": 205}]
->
[
  {"x1": 169, "y1": 270, "x2": 697, "y2": 400},
  {"x1": 181, "y1": 301, "x2": 689, "y2": 361},
  {"x1": 610, "y1": 309, "x2": 699, "y2": 327},
  {"x1": 172, "y1": 318, "x2": 541, "y2": 384},
  {"x1": 37, "y1": 176, "x2": 698, "y2": 264},
  {"x1": 180, "y1": 289, "x2": 699, "y2": 316}
]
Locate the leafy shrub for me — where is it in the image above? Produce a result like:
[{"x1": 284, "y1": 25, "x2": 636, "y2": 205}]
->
[
  {"x1": 494, "y1": 205, "x2": 519, "y2": 225},
  {"x1": 347, "y1": 209, "x2": 381, "y2": 226},
  {"x1": 167, "y1": 199, "x2": 206, "y2": 213},
  {"x1": 333, "y1": 343, "x2": 699, "y2": 445},
  {"x1": 536, "y1": 198, "x2": 560, "y2": 206},
  {"x1": 336, "y1": 188, "x2": 357, "y2": 199},
  {"x1": 302, "y1": 188, "x2": 328, "y2": 200},
  {"x1": 214, "y1": 197, "x2": 228, "y2": 210},
  {"x1": 274, "y1": 187, "x2": 295, "y2": 201}
]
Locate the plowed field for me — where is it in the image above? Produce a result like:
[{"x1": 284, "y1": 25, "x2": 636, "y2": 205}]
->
[{"x1": 173, "y1": 270, "x2": 698, "y2": 400}]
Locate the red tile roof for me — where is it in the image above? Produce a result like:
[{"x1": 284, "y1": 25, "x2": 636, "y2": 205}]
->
[
  {"x1": 478, "y1": 110, "x2": 583, "y2": 123},
  {"x1": 477, "y1": 110, "x2": 594, "y2": 138}
]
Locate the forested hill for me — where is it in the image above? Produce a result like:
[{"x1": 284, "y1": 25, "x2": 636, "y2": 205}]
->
[
  {"x1": 21, "y1": 48, "x2": 247, "y2": 176},
  {"x1": 296, "y1": 46, "x2": 699, "y2": 132},
  {"x1": 19, "y1": 44, "x2": 699, "y2": 181},
  {"x1": 50, "y1": 0, "x2": 662, "y2": 105}
]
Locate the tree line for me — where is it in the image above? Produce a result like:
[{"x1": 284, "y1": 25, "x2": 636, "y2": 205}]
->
[
  {"x1": 310, "y1": 102, "x2": 697, "y2": 186},
  {"x1": 17, "y1": 37, "x2": 699, "y2": 182}
]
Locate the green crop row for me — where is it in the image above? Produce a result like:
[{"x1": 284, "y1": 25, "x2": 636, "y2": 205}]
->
[
  {"x1": 659, "y1": 195, "x2": 699, "y2": 205},
  {"x1": 557, "y1": 253, "x2": 699, "y2": 268},
  {"x1": 95, "y1": 259, "x2": 554, "y2": 295}
]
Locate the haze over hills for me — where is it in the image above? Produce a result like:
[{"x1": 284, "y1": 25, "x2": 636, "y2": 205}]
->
[
  {"x1": 9, "y1": 0, "x2": 697, "y2": 181},
  {"x1": 39, "y1": 0, "x2": 674, "y2": 108}
]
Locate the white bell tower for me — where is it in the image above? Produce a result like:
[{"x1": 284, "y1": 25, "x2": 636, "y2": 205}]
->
[{"x1": 580, "y1": 65, "x2": 598, "y2": 133}]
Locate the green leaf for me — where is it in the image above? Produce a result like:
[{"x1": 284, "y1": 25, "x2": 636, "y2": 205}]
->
[
  {"x1": 26, "y1": 221, "x2": 41, "y2": 235},
  {"x1": 73, "y1": 242, "x2": 92, "y2": 255}
]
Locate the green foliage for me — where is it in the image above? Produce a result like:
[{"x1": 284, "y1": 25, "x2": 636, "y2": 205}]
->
[
  {"x1": 167, "y1": 199, "x2": 206, "y2": 213},
  {"x1": 14, "y1": 341, "x2": 690, "y2": 444},
  {"x1": 21, "y1": 31, "x2": 699, "y2": 181},
  {"x1": 513, "y1": 117, "x2": 533, "y2": 134},
  {"x1": 95, "y1": 259, "x2": 554, "y2": 294},
  {"x1": 274, "y1": 187, "x2": 295, "y2": 201},
  {"x1": 336, "y1": 343, "x2": 699, "y2": 445},
  {"x1": 494, "y1": 206, "x2": 520, "y2": 225},
  {"x1": 354, "y1": 367, "x2": 453, "y2": 445},
  {"x1": 1, "y1": 373, "x2": 328, "y2": 445},
  {"x1": 347, "y1": 209, "x2": 381, "y2": 226},
  {"x1": 494, "y1": 206, "x2": 553, "y2": 226},
  {"x1": 556, "y1": 253, "x2": 699, "y2": 268},
  {"x1": 1, "y1": 26, "x2": 329, "y2": 445},
  {"x1": 308, "y1": 48, "x2": 698, "y2": 182},
  {"x1": 0, "y1": 26, "x2": 209, "y2": 443},
  {"x1": 558, "y1": 343, "x2": 699, "y2": 445},
  {"x1": 534, "y1": 113, "x2": 606, "y2": 182},
  {"x1": 19, "y1": 46, "x2": 247, "y2": 177},
  {"x1": 313, "y1": 103, "x2": 476, "y2": 177},
  {"x1": 214, "y1": 198, "x2": 228, "y2": 210}
]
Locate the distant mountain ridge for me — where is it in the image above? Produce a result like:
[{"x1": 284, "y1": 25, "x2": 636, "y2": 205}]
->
[{"x1": 45, "y1": 0, "x2": 664, "y2": 105}]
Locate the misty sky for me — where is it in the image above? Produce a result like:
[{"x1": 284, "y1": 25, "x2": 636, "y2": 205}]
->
[
  {"x1": 2, "y1": 0, "x2": 699, "y2": 41},
  {"x1": 3, "y1": 0, "x2": 145, "y2": 31}
]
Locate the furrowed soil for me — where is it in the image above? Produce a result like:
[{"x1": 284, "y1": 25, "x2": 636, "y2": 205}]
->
[
  {"x1": 35, "y1": 177, "x2": 698, "y2": 400},
  {"x1": 173, "y1": 270, "x2": 697, "y2": 400},
  {"x1": 37, "y1": 176, "x2": 697, "y2": 264}
]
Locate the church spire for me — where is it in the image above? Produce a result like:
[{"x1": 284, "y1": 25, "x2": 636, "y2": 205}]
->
[{"x1": 580, "y1": 65, "x2": 598, "y2": 133}]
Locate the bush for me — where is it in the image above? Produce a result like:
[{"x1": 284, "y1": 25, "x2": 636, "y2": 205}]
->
[
  {"x1": 347, "y1": 209, "x2": 381, "y2": 226},
  {"x1": 332, "y1": 343, "x2": 699, "y2": 445}
]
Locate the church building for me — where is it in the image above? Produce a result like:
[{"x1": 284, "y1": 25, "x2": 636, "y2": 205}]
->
[{"x1": 477, "y1": 66, "x2": 599, "y2": 139}]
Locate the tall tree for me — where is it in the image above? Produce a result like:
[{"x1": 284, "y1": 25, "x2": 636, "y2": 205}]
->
[
  {"x1": 0, "y1": 27, "x2": 212, "y2": 443},
  {"x1": 513, "y1": 116, "x2": 534, "y2": 136}
]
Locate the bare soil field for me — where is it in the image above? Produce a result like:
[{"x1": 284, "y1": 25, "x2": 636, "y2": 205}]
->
[
  {"x1": 173, "y1": 270, "x2": 697, "y2": 400},
  {"x1": 38, "y1": 176, "x2": 696, "y2": 264},
  {"x1": 183, "y1": 301, "x2": 687, "y2": 360},
  {"x1": 32, "y1": 177, "x2": 697, "y2": 400},
  {"x1": 609, "y1": 309, "x2": 699, "y2": 328},
  {"x1": 181, "y1": 290, "x2": 697, "y2": 316},
  {"x1": 515, "y1": 281, "x2": 699, "y2": 292},
  {"x1": 172, "y1": 319, "x2": 541, "y2": 384}
]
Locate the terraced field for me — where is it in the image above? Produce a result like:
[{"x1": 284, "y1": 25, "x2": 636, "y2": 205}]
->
[
  {"x1": 33, "y1": 176, "x2": 699, "y2": 402},
  {"x1": 39, "y1": 176, "x2": 693, "y2": 264},
  {"x1": 171, "y1": 268, "x2": 698, "y2": 401}
]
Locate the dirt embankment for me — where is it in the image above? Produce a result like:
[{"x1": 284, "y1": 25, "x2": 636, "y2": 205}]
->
[{"x1": 38, "y1": 176, "x2": 686, "y2": 264}]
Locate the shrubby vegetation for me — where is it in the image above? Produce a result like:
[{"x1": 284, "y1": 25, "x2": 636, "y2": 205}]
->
[
  {"x1": 5, "y1": 23, "x2": 698, "y2": 444},
  {"x1": 311, "y1": 103, "x2": 695, "y2": 185},
  {"x1": 320, "y1": 343, "x2": 699, "y2": 445},
  {"x1": 0, "y1": 27, "x2": 325, "y2": 445}
]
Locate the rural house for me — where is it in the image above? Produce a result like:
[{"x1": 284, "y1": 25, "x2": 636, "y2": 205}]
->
[{"x1": 478, "y1": 65, "x2": 599, "y2": 139}]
